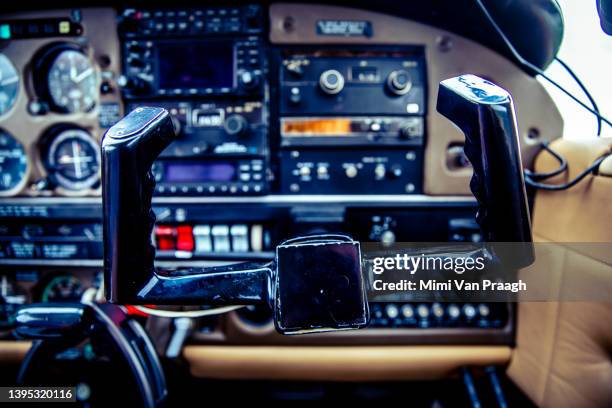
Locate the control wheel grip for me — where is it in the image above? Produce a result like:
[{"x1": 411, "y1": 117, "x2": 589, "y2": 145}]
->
[
  {"x1": 102, "y1": 107, "x2": 177, "y2": 302},
  {"x1": 436, "y1": 75, "x2": 534, "y2": 267}
]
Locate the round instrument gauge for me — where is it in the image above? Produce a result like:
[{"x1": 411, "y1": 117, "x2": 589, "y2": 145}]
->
[
  {"x1": 48, "y1": 49, "x2": 97, "y2": 113},
  {"x1": 45, "y1": 128, "x2": 100, "y2": 191},
  {"x1": 0, "y1": 129, "x2": 28, "y2": 195},
  {"x1": 34, "y1": 44, "x2": 98, "y2": 114},
  {"x1": 0, "y1": 54, "x2": 20, "y2": 117},
  {"x1": 41, "y1": 275, "x2": 83, "y2": 302}
]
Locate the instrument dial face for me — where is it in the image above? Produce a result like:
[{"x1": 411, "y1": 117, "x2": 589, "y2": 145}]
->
[
  {"x1": 41, "y1": 275, "x2": 83, "y2": 302},
  {"x1": 0, "y1": 54, "x2": 20, "y2": 117},
  {"x1": 0, "y1": 130, "x2": 28, "y2": 195},
  {"x1": 47, "y1": 129, "x2": 100, "y2": 191},
  {"x1": 47, "y1": 50, "x2": 97, "y2": 113}
]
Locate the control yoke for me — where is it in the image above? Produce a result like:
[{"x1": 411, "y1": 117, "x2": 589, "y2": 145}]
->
[
  {"x1": 101, "y1": 74, "x2": 533, "y2": 335},
  {"x1": 101, "y1": 107, "x2": 369, "y2": 334}
]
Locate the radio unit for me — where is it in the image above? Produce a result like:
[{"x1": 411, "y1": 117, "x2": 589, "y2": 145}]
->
[
  {"x1": 281, "y1": 149, "x2": 423, "y2": 195},
  {"x1": 152, "y1": 158, "x2": 266, "y2": 196},
  {"x1": 281, "y1": 116, "x2": 424, "y2": 147},
  {"x1": 120, "y1": 38, "x2": 264, "y2": 98},
  {"x1": 124, "y1": 100, "x2": 269, "y2": 196},
  {"x1": 279, "y1": 50, "x2": 426, "y2": 115},
  {"x1": 118, "y1": 6, "x2": 264, "y2": 98},
  {"x1": 278, "y1": 49, "x2": 426, "y2": 195},
  {"x1": 127, "y1": 101, "x2": 268, "y2": 157}
]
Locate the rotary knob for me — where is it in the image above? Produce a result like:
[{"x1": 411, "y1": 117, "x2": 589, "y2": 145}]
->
[
  {"x1": 238, "y1": 70, "x2": 260, "y2": 91},
  {"x1": 319, "y1": 69, "x2": 345, "y2": 95},
  {"x1": 224, "y1": 114, "x2": 249, "y2": 137},
  {"x1": 386, "y1": 69, "x2": 412, "y2": 96},
  {"x1": 117, "y1": 75, "x2": 151, "y2": 95}
]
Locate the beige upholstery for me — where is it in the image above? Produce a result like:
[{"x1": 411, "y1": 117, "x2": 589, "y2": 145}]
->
[
  {"x1": 508, "y1": 138, "x2": 612, "y2": 407},
  {"x1": 184, "y1": 345, "x2": 511, "y2": 381}
]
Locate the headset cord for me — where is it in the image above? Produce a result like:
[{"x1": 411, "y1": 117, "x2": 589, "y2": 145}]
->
[
  {"x1": 524, "y1": 142, "x2": 611, "y2": 190},
  {"x1": 475, "y1": 0, "x2": 611, "y2": 133},
  {"x1": 555, "y1": 57, "x2": 602, "y2": 136}
]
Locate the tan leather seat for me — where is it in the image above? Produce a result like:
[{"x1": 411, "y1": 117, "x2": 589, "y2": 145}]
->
[{"x1": 508, "y1": 139, "x2": 612, "y2": 407}]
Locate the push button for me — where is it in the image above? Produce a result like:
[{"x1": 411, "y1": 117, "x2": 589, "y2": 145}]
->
[
  {"x1": 193, "y1": 225, "x2": 212, "y2": 254},
  {"x1": 230, "y1": 225, "x2": 249, "y2": 252},
  {"x1": 155, "y1": 225, "x2": 175, "y2": 250},
  {"x1": 176, "y1": 225, "x2": 194, "y2": 252},
  {"x1": 211, "y1": 225, "x2": 230, "y2": 253}
]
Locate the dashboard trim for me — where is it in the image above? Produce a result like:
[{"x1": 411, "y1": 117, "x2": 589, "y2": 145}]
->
[
  {"x1": 0, "y1": 194, "x2": 476, "y2": 206},
  {"x1": 183, "y1": 345, "x2": 512, "y2": 381}
]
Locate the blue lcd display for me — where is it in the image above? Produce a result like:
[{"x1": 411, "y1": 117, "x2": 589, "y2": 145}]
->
[{"x1": 164, "y1": 162, "x2": 236, "y2": 183}]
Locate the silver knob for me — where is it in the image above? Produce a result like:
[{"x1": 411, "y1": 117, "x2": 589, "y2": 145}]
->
[
  {"x1": 463, "y1": 304, "x2": 477, "y2": 319},
  {"x1": 385, "y1": 304, "x2": 399, "y2": 319},
  {"x1": 447, "y1": 304, "x2": 461, "y2": 319},
  {"x1": 380, "y1": 230, "x2": 396, "y2": 247},
  {"x1": 401, "y1": 304, "x2": 414, "y2": 319},
  {"x1": 387, "y1": 69, "x2": 412, "y2": 95},
  {"x1": 478, "y1": 303, "x2": 490, "y2": 317},
  {"x1": 416, "y1": 304, "x2": 430, "y2": 319},
  {"x1": 432, "y1": 303, "x2": 445, "y2": 318},
  {"x1": 319, "y1": 69, "x2": 345, "y2": 95},
  {"x1": 345, "y1": 165, "x2": 358, "y2": 178}
]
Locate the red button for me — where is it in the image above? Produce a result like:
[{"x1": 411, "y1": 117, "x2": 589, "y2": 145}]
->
[
  {"x1": 176, "y1": 225, "x2": 194, "y2": 252},
  {"x1": 155, "y1": 225, "x2": 176, "y2": 250}
]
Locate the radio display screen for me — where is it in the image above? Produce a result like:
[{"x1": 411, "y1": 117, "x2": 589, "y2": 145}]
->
[
  {"x1": 157, "y1": 42, "x2": 234, "y2": 89},
  {"x1": 164, "y1": 162, "x2": 236, "y2": 183}
]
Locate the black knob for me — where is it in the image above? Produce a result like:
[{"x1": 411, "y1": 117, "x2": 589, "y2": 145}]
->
[
  {"x1": 319, "y1": 69, "x2": 344, "y2": 95},
  {"x1": 100, "y1": 81, "x2": 113, "y2": 94},
  {"x1": 127, "y1": 43, "x2": 144, "y2": 54},
  {"x1": 239, "y1": 70, "x2": 260, "y2": 91},
  {"x1": 399, "y1": 123, "x2": 421, "y2": 139},
  {"x1": 117, "y1": 75, "x2": 150, "y2": 95},
  {"x1": 224, "y1": 114, "x2": 249, "y2": 137},
  {"x1": 118, "y1": 13, "x2": 139, "y2": 34},
  {"x1": 387, "y1": 70, "x2": 412, "y2": 96},
  {"x1": 127, "y1": 56, "x2": 145, "y2": 68}
]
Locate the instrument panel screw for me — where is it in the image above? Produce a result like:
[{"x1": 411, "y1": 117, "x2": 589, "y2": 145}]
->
[
  {"x1": 437, "y1": 35, "x2": 453, "y2": 52},
  {"x1": 282, "y1": 16, "x2": 295, "y2": 32},
  {"x1": 527, "y1": 127, "x2": 541, "y2": 140}
]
